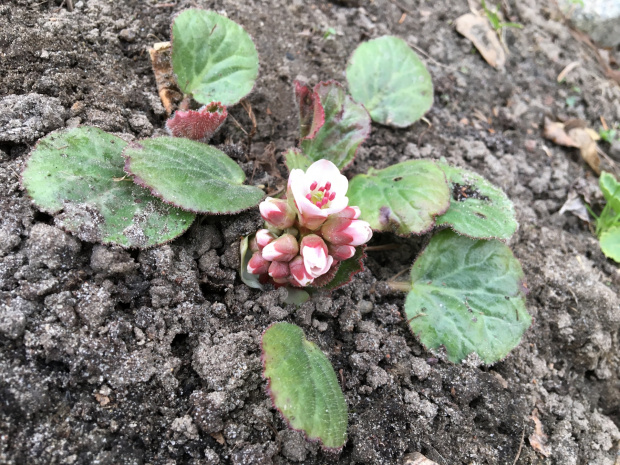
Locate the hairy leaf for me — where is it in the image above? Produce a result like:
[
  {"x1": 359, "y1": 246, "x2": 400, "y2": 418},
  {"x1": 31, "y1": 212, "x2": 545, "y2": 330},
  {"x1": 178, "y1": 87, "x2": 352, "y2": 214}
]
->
[
  {"x1": 166, "y1": 102, "x2": 227, "y2": 142},
  {"x1": 21, "y1": 127, "x2": 195, "y2": 247},
  {"x1": 124, "y1": 137, "x2": 264, "y2": 214},
  {"x1": 171, "y1": 9, "x2": 259, "y2": 105},
  {"x1": 405, "y1": 230, "x2": 531, "y2": 364},
  {"x1": 295, "y1": 80, "x2": 325, "y2": 140},
  {"x1": 435, "y1": 161, "x2": 518, "y2": 240},
  {"x1": 284, "y1": 148, "x2": 311, "y2": 172},
  {"x1": 262, "y1": 322, "x2": 348, "y2": 449},
  {"x1": 348, "y1": 161, "x2": 450, "y2": 235},
  {"x1": 346, "y1": 36, "x2": 433, "y2": 127},
  {"x1": 300, "y1": 81, "x2": 370, "y2": 170}
]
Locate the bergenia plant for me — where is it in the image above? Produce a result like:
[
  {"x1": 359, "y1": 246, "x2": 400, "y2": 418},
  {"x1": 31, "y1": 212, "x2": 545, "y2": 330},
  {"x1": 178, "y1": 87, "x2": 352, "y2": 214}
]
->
[
  {"x1": 592, "y1": 171, "x2": 620, "y2": 262},
  {"x1": 20, "y1": 8, "x2": 533, "y2": 453},
  {"x1": 247, "y1": 160, "x2": 372, "y2": 288}
]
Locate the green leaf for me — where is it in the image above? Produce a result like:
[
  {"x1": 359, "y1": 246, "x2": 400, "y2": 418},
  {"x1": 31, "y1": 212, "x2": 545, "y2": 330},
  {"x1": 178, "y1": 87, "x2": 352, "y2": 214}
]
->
[
  {"x1": 284, "y1": 148, "x2": 311, "y2": 172},
  {"x1": 21, "y1": 127, "x2": 195, "y2": 248},
  {"x1": 600, "y1": 226, "x2": 620, "y2": 263},
  {"x1": 262, "y1": 322, "x2": 348, "y2": 449},
  {"x1": 300, "y1": 81, "x2": 370, "y2": 170},
  {"x1": 435, "y1": 161, "x2": 518, "y2": 240},
  {"x1": 123, "y1": 137, "x2": 264, "y2": 214},
  {"x1": 599, "y1": 171, "x2": 620, "y2": 213},
  {"x1": 239, "y1": 236, "x2": 264, "y2": 290},
  {"x1": 404, "y1": 230, "x2": 531, "y2": 364},
  {"x1": 346, "y1": 36, "x2": 433, "y2": 128},
  {"x1": 283, "y1": 288, "x2": 311, "y2": 306},
  {"x1": 347, "y1": 161, "x2": 450, "y2": 235},
  {"x1": 171, "y1": 9, "x2": 259, "y2": 106}
]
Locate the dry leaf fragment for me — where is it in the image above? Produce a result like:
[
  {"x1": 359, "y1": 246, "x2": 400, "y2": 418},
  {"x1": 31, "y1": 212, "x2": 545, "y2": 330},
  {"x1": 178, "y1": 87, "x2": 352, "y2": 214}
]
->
[
  {"x1": 402, "y1": 452, "x2": 439, "y2": 465},
  {"x1": 455, "y1": 13, "x2": 506, "y2": 69},
  {"x1": 558, "y1": 191, "x2": 591, "y2": 222},
  {"x1": 94, "y1": 393, "x2": 110, "y2": 406},
  {"x1": 543, "y1": 117, "x2": 579, "y2": 148},
  {"x1": 529, "y1": 408, "x2": 551, "y2": 457},
  {"x1": 149, "y1": 41, "x2": 183, "y2": 115},
  {"x1": 543, "y1": 117, "x2": 601, "y2": 174},
  {"x1": 568, "y1": 127, "x2": 601, "y2": 174}
]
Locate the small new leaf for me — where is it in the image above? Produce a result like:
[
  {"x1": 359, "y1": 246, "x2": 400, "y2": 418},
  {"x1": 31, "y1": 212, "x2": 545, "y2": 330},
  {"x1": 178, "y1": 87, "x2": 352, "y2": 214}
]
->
[
  {"x1": 262, "y1": 322, "x2": 348, "y2": 450},
  {"x1": 166, "y1": 102, "x2": 227, "y2": 142},
  {"x1": 299, "y1": 81, "x2": 370, "y2": 170},
  {"x1": 404, "y1": 230, "x2": 531, "y2": 364}
]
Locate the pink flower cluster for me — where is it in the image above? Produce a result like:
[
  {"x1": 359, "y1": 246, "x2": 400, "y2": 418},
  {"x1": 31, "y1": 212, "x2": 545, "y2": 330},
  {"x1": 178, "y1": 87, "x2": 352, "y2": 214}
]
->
[{"x1": 248, "y1": 160, "x2": 372, "y2": 287}]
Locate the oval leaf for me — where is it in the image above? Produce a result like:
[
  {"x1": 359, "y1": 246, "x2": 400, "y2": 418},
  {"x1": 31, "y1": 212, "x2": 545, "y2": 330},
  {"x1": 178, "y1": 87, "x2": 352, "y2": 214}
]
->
[
  {"x1": 404, "y1": 230, "x2": 531, "y2": 364},
  {"x1": 262, "y1": 322, "x2": 348, "y2": 450},
  {"x1": 123, "y1": 137, "x2": 264, "y2": 214},
  {"x1": 21, "y1": 127, "x2": 195, "y2": 248},
  {"x1": 435, "y1": 161, "x2": 518, "y2": 240},
  {"x1": 171, "y1": 9, "x2": 259, "y2": 106},
  {"x1": 300, "y1": 81, "x2": 370, "y2": 170},
  {"x1": 600, "y1": 226, "x2": 620, "y2": 263},
  {"x1": 346, "y1": 36, "x2": 433, "y2": 128},
  {"x1": 348, "y1": 161, "x2": 450, "y2": 235}
]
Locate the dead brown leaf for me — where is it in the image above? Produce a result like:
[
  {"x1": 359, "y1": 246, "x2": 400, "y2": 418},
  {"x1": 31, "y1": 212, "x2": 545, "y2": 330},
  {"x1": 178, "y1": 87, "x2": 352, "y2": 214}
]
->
[
  {"x1": 149, "y1": 41, "x2": 183, "y2": 115},
  {"x1": 94, "y1": 393, "x2": 110, "y2": 406},
  {"x1": 402, "y1": 452, "x2": 439, "y2": 465},
  {"x1": 529, "y1": 408, "x2": 551, "y2": 457},
  {"x1": 568, "y1": 127, "x2": 601, "y2": 174},
  {"x1": 543, "y1": 117, "x2": 601, "y2": 174},
  {"x1": 455, "y1": 13, "x2": 506, "y2": 69},
  {"x1": 210, "y1": 432, "x2": 226, "y2": 445},
  {"x1": 543, "y1": 117, "x2": 579, "y2": 148}
]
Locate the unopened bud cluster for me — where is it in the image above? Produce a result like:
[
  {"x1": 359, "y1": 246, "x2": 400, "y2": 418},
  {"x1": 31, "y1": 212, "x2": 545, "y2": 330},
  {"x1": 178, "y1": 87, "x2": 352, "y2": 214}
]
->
[{"x1": 248, "y1": 160, "x2": 372, "y2": 287}]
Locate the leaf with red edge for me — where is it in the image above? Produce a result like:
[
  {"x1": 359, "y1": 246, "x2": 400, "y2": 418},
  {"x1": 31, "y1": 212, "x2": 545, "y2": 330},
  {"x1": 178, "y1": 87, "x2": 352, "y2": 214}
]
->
[
  {"x1": 300, "y1": 81, "x2": 371, "y2": 170},
  {"x1": 166, "y1": 102, "x2": 227, "y2": 142},
  {"x1": 310, "y1": 246, "x2": 365, "y2": 291},
  {"x1": 262, "y1": 322, "x2": 348, "y2": 450},
  {"x1": 295, "y1": 81, "x2": 326, "y2": 140}
]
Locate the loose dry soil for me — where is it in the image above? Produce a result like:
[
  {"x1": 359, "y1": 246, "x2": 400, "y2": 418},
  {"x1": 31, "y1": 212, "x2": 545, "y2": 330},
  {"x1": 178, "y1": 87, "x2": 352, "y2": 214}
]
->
[{"x1": 1, "y1": 0, "x2": 620, "y2": 464}]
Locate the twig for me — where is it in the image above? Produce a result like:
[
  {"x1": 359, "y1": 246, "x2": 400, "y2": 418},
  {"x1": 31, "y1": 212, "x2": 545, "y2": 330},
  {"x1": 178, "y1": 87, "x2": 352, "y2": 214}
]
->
[
  {"x1": 241, "y1": 99, "x2": 257, "y2": 154},
  {"x1": 557, "y1": 61, "x2": 580, "y2": 83},
  {"x1": 512, "y1": 425, "x2": 526, "y2": 465},
  {"x1": 388, "y1": 0, "x2": 415, "y2": 16},
  {"x1": 418, "y1": 116, "x2": 433, "y2": 146}
]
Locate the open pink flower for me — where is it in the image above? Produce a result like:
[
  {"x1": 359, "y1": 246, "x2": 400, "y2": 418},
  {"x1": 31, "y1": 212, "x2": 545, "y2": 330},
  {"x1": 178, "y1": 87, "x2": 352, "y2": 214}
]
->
[
  {"x1": 288, "y1": 159, "x2": 349, "y2": 230},
  {"x1": 300, "y1": 235, "x2": 333, "y2": 278},
  {"x1": 321, "y1": 217, "x2": 373, "y2": 246}
]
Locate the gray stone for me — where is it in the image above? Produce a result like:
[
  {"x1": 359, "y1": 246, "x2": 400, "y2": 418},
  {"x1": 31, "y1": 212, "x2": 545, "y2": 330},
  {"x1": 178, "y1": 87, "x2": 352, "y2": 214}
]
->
[
  {"x1": 0, "y1": 94, "x2": 66, "y2": 143},
  {"x1": 562, "y1": 0, "x2": 620, "y2": 47}
]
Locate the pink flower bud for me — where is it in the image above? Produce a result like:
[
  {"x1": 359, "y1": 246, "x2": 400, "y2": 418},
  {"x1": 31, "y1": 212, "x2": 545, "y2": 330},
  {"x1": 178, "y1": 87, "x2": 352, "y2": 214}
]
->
[
  {"x1": 300, "y1": 235, "x2": 333, "y2": 278},
  {"x1": 289, "y1": 255, "x2": 314, "y2": 287},
  {"x1": 255, "y1": 229, "x2": 276, "y2": 249},
  {"x1": 247, "y1": 251, "x2": 270, "y2": 275},
  {"x1": 334, "y1": 206, "x2": 361, "y2": 219},
  {"x1": 268, "y1": 260, "x2": 290, "y2": 280},
  {"x1": 321, "y1": 218, "x2": 373, "y2": 246},
  {"x1": 259, "y1": 197, "x2": 296, "y2": 229},
  {"x1": 328, "y1": 244, "x2": 356, "y2": 261},
  {"x1": 261, "y1": 234, "x2": 299, "y2": 262}
]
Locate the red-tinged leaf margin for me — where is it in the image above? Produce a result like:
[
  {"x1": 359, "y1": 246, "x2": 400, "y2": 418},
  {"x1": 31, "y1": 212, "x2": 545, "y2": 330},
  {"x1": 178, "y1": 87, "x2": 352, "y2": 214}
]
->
[
  {"x1": 310, "y1": 246, "x2": 366, "y2": 291},
  {"x1": 261, "y1": 322, "x2": 348, "y2": 451},
  {"x1": 165, "y1": 101, "x2": 228, "y2": 142},
  {"x1": 300, "y1": 80, "x2": 371, "y2": 171},
  {"x1": 294, "y1": 80, "x2": 326, "y2": 140}
]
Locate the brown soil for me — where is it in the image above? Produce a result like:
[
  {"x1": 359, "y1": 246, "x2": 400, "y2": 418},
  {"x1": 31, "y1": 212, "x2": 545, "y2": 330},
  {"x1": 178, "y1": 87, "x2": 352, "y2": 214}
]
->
[{"x1": 1, "y1": 0, "x2": 619, "y2": 464}]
